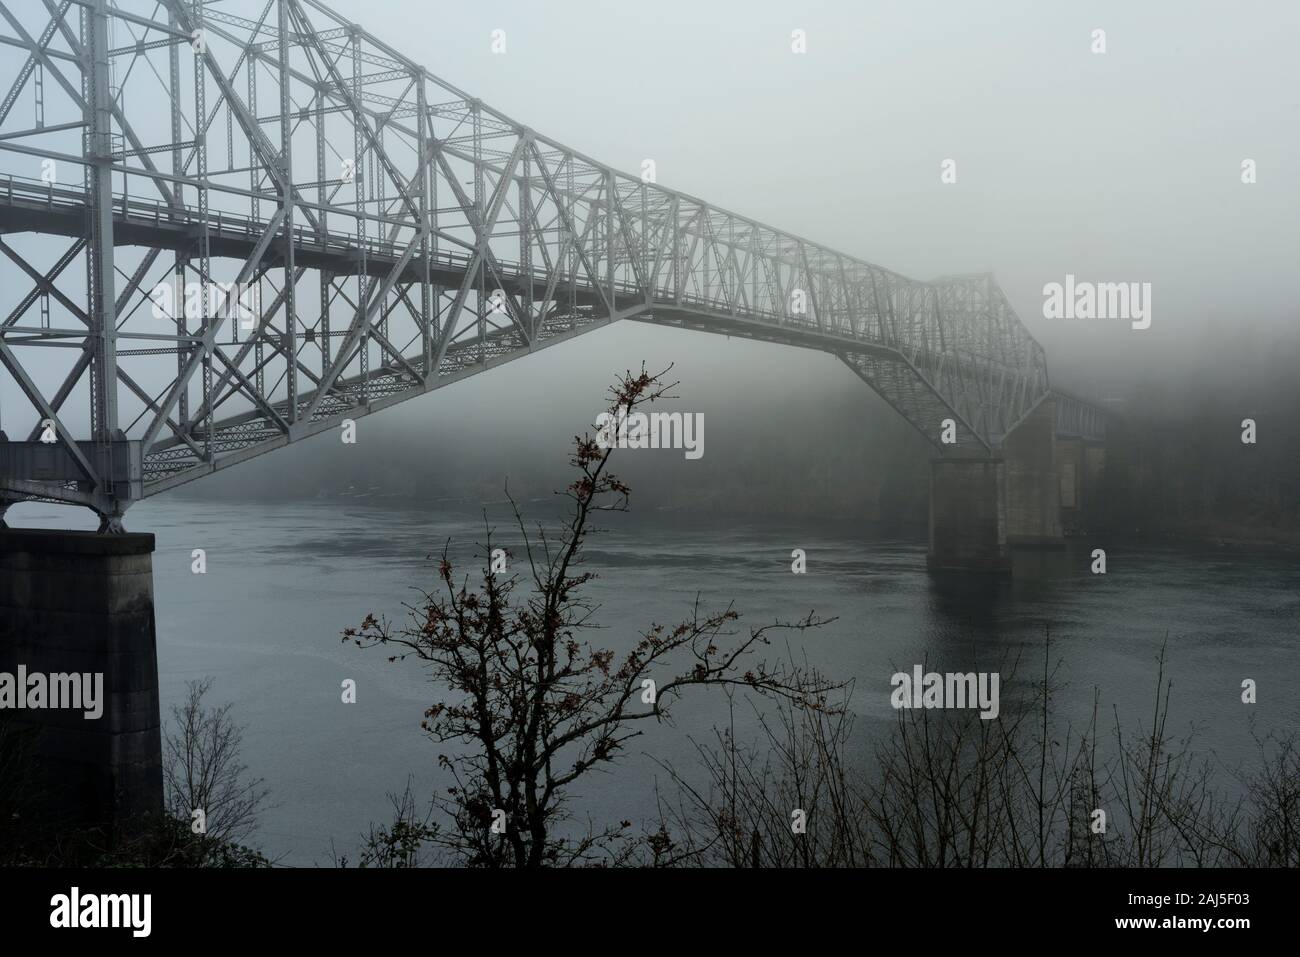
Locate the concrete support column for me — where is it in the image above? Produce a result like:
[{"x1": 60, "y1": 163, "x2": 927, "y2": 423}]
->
[
  {"x1": 1083, "y1": 442, "x2": 1107, "y2": 506},
  {"x1": 928, "y1": 398, "x2": 1067, "y2": 572},
  {"x1": 1057, "y1": 437, "x2": 1085, "y2": 512},
  {"x1": 0, "y1": 529, "x2": 162, "y2": 826},
  {"x1": 928, "y1": 456, "x2": 1009, "y2": 572},
  {"x1": 1003, "y1": 398, "x2": 1065, "y2": 546}
]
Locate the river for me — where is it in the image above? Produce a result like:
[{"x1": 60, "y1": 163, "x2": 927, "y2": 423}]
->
[{"x1": 10, "y1": 497, "x2": 1299, "y2": 865}]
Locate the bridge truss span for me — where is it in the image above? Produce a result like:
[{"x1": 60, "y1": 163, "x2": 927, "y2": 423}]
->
[{"x1": 0, "y1": 0, "x2": 1061, "y2": 528}]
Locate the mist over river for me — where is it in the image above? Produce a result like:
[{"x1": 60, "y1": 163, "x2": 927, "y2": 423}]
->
[{"x1": 10, "y1": 498, "x2": 1299, "y2": 865}]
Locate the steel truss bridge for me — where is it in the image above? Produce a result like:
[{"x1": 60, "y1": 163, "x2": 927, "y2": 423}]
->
[{"x1": 0, "y1": 0, "x2": 1105, "y2": 531}]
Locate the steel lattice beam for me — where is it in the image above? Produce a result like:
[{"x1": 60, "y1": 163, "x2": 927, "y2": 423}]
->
[{"x1": 0, "y1": 0, "x2": 1099, "y2": 529}]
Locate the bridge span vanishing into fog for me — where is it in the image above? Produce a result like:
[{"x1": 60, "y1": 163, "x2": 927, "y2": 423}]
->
[
  {"x1": 0, "y1": 0, "x2": 1107, "y2": 568},
  {"x1": 0, "y1": 0, "x2": 1115, "y2": 828}
]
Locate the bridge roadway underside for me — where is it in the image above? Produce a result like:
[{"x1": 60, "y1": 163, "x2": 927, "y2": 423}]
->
[
  {"x1": 0, "y1": 193, "x2": 995, "y2": 497},
  {"x1": 0, "y1": 193, "x2": 921, "y2": 361},
  {"x1": 1, "y1": 197, "x2": 1090, "y2": 574}
]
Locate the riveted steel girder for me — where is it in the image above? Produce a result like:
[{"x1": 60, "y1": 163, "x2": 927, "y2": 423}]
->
[{"x1": 0, "y1": 0, "x2": 1097, "y2": 529}]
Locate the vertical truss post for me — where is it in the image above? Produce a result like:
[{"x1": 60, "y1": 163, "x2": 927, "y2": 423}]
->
[
  {"x1": 315, "y1": 81, "x2": 330, "y2": 371},
  {"x1": 416, "y1": 69, "x2": 432, "y2": 376},
  {"x1": 702, "y1": 209, "x2": 711, "y2": 306},
  {"x1": 248, "y1": 49, "x2": 265, "y2": 394},
  {"x1": 641, "y1": 180, "x2": 649, "y2": 306},
  {"x1": 247, "y1": 50, "x2": 259, "y2": 224},
  {"x1": 277, "y1": 0, "x2": 297, "y2": 423},
  {"x1": 34, "y1": 61, "x2": 44, "y2": 128},
  {"x1": 350, "y1": 27, "x2": 367, "y2": 402},
  {"x1": 472, "y1": 99, "x2": 484, "y2": 364},
  {"x1": 84, "y1": 0, "x2": 116, "y2": 505},
  {"x1": 168, "y1": 5, "x2": 186, "y2": 425},
  {"x1": 565, "y1": 157, "x2": 575, "y2": 328},
  {"x1": 191, "y1": 0, "x2": 211, "y2": 461},
  {"x1": 671, "y1": 196, "x2": 681, "y2": 306},
  {"x1": 519, "y1": 139, "x2": 533, "y2": 339},
  {"x1": 604, "y1": 169, "x2": 614, "y2": 314}
]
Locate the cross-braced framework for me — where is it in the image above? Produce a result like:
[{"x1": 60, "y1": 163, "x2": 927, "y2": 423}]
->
[{"x1": 0, "y1": 0, "x2": 1086, "y2": 531}]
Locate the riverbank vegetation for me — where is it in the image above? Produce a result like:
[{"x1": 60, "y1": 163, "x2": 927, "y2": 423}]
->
[
  {"x1": 649, "y1": 639, "x2": 1300, "y2": 868},
  {"x1": 0, "y1": 680, "x2": 271, "y2": 867}
]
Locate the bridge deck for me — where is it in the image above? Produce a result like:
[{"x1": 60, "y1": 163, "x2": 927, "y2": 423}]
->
[
  {"x1": 0, "y1": 0, "x2": 1103, "y2": 523},
  {"x1": 1, "y1": 178, "x2": 1047, "y2": 497}
]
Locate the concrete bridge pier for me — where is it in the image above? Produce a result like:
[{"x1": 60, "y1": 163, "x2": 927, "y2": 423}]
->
[
  {"x1": 1056, "y1": 436, "x2": 1107, "y2": 533},
  {"x1": 928, "y1": 455, "x2": 1009, "y2": 572},
  {"x1": 0, "y1": 528, "x2": 163, "y2": 828},
  {"x1": 928, "y1": 398, "x2": 1066, "y2": 573}
]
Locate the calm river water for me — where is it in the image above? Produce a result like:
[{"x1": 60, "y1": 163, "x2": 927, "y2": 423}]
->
[{"x1": 11, "y1": 498, "x2": 1299, "y2": 864}]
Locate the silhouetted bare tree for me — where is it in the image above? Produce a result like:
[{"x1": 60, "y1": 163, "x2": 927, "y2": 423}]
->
[
  {"x1": 346, "y1": 365, "x2": 837, "y2": 867},
  {"x1": 163, "y1": 678, "x2": 271, "y2": 850}
]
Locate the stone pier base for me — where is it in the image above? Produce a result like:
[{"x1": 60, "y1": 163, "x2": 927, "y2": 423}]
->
[
  {"x1": 0, "y1": 529, "x2": 162, "y2": 826},
  {"x1": 927, "y1": 398, "x2": 1067, "y2": 573},
  {"x1": 1002, "y1": 397, "x2": 1065, "y2": 546},
  {"x1": 927, "y1": 456, "x2": 1010, "y2": 572}
]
